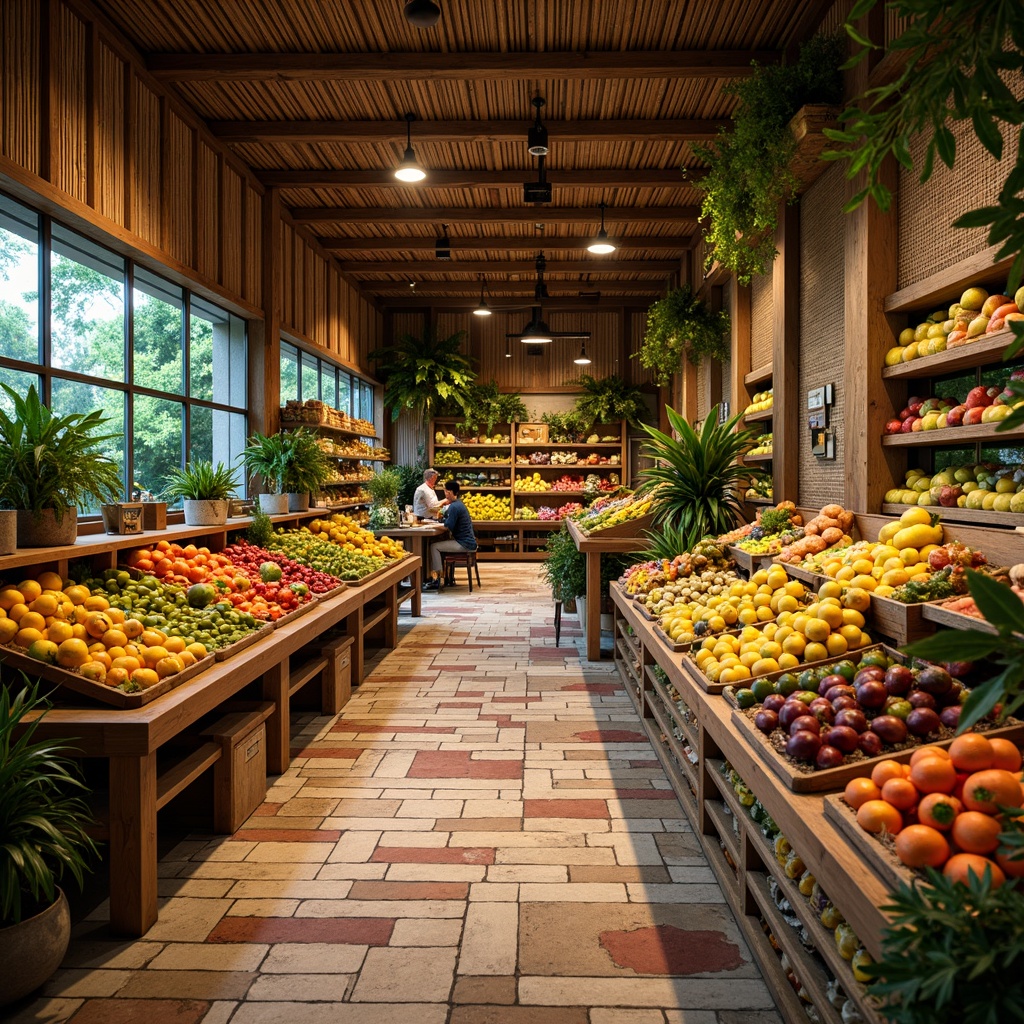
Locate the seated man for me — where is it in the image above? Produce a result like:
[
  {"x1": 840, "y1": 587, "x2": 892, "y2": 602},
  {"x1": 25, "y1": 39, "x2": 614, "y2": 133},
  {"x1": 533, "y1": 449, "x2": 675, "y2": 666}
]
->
[
  {"x1": 413, "y1": 467, "x2": 447, "y2": 520},
  {"x1": 423, "y1": 479, "x2": 477, "y2": 590}
]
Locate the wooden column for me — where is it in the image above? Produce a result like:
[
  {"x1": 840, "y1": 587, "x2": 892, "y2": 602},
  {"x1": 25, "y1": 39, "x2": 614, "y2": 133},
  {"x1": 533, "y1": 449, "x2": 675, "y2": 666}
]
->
[
  {"x1": 250, "y1": 186, "x2": 282, "y2": 437},
  {"x1": 261, "y1": 659, "x2": 290, "y2": 775},
  {"x1": 772, "y1": 203, "x2": 800, "y2": 501},
  {"x1": 730, "y1": 280, "x2": 753, "y2": 421},
  {"x1": 108, "y1": 752, "x2": 158, "y2": 935},
  {"x1": 680, "y1": 359, "x2": 698, "y2": 425}
]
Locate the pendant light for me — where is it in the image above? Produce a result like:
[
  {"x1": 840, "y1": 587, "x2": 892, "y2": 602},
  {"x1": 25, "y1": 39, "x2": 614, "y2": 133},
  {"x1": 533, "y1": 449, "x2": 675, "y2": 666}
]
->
[
  {"x1": 520, "y1": 314, "x2": 553, "y2": 344},
  {"x1": 504, "y1": 339, "x2": 512, "y2": 358},
  {"x1": 527, "y1": 97, "x2": 549, "y2": 157},
  {"x1": 394, "y1": 113, "x2": 426, "y2": 182},
  {"x1": 473, "y1": 277, "x2": 492, "y2": 317},
  {"x1": 587, "y1": 201, "x2": 617, "y2": 254},
  {"x1": 573, "y1": 342, "x2": 592, "y2": 365},
  {"x1": 403, "y1": 0, "x2": 441, "y2": 28}
]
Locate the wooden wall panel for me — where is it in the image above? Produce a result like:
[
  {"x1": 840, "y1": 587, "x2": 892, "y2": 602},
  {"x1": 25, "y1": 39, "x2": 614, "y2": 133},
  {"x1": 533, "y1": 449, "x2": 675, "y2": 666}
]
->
[
  {"x1": 244, "y1": 184, "x2": 261, "y2": 306},
  {"x1": 280, "y1": 223, "x2": 293, "y2": 332},
  {"x1": 51, "y1": 4, "x2": 87, "y2": 203},
  {"x1": 750, "y1": 272, "x2": 773, "y2": 369},
  {"x1": 94, "y1": 43, "x2": 125, "y2": 224},
  {"x1": 129, "y1": 75, "x2": 160, "y2": 246},
  {"x1": 194, "y1": 142, "x2": 218, "y2": 279},
  {"x1": 163, "y1": 110, "x2": 192, "y2": 266},
  {"x1": 630, "y1": 310, "x2": 655, "y2": 386},
  {"x1": 1, "y1": 1, "x2": 40, "y2": 176},
  {"x1": 220, "y1": 163, "x2": 242, "y2": 297}
]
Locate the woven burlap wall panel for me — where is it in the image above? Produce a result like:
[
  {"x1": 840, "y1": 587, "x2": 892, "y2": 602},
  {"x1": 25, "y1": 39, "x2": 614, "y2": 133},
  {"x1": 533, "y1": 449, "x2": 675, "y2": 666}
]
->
[
  {"x1": 697, "y1": 357, "x2": 709, "y2": 421},
  {"x1": 799, "y1": 162, "x2": 846, "y2": 509},
  {"x1": 750, "y1": 271, "x2": 773, "y2": 369},
  {"x1": 720, "y1": 286, "x2": 732, "y2": 412},
  {"x1": 898, "y1": 72, "x2": 1022, "y2": 288}
]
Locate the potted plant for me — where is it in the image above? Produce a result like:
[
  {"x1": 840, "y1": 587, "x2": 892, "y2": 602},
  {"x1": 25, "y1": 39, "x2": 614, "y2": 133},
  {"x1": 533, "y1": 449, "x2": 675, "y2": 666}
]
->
[
  {"x1": 450, "y1": 380, "x2": 528, "y2": 437},
  {"x1": 366, "y1": 467, "x2": 402, "y2": 530},
  {"x1": 693, "y1": 34, "x2": 844, "y2": 283},
  {"x1": 242, "y1": 432, "x2": 291, "y2": 514},
  {"x1": 0, "y1": 384, "x2": 122, "y2": 547},
  {"x1": 281, "y1": 428, "x2": 334, "y2": 512},
  {"x1": 0, "y1": 680, "x2": 97, "y2": 1006},
  {"x1": 162, "y1": 460, "x2": 237, "y2": 525},
  {"x1": 635, "y1": 286, "x2": 732, "y2": 385},
  {"x1": 570, "y1": 374, "x2": 649, "y2": 428}
]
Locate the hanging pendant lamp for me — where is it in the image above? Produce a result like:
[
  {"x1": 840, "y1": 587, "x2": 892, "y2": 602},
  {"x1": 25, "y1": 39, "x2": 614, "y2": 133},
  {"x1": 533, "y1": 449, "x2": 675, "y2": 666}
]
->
[
  {"x1": 573, "y1": 342, "x2": 592, "y2": 365},
  {"x1": 403, "y1": 0, "x2": 441, "y2": 28},
  {"x1": 587, "y1": 201, "x2": 617, "y2": 254},
  {"x1": 394, "y1": 113, "x2": 426, "y2": 182},
  {"x1": 473, "y1": 278, "x2": 492, "y2": 317}
]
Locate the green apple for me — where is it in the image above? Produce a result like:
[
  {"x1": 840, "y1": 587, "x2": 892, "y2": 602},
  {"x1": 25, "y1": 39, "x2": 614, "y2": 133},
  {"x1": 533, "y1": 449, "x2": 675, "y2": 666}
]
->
[
  {"x1": 1011, "y1": 491, "x2": 1024, "y2": 513},
  {"x1": 994, "y1": 494, "x2": 1014, "y2": 512},
  {"x1": 954, "y1": 468, "x2": 974, "y2": 483},
  {"x1": 961, "y1": 480, "x2": 979, "y2": 492},
  {"x1": 983, "y1": 492, "x2": 999, "y2": 510}
]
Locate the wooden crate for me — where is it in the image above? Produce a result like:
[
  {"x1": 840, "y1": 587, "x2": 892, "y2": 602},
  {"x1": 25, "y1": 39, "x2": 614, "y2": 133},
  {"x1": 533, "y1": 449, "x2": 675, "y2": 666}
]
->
[
  {"x1": 868, "y1": 593, "x2": 936, "y2": 645},
  {"x1": 202, "y1": 703, "x2": 274, "y2": 833},
  {"x1": 823, "y1": 794, "x2": 917, "y2": 894}
]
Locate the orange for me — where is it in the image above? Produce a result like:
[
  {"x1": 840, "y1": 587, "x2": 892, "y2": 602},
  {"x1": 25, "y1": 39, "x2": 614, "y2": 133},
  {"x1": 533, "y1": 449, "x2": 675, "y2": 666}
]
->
[
  {"x1": 106, "y1": 607, "x2": 125, "y2": 625},
  {"x1": 36, "y1": 571, "x2": 63, "y2": 592},
  {"x1": 856, "y1": 799, "x2": 903, "y2": 835},
  {"x1": 948, "y1": 734, "x2": 995, "y2": 773},
  {"x1": 910, "y1": 745, "x2": 950, "y2": 766},
  {"x1": 79, "y1": 662, "x2": 106, "y2": 683},
  {"x1": 130, "y1": 667, "x2": 160, "y2": 688},
  {"x1": 881, "y1": 777, "x2": 919, "y2": 811},
  {"x1": 105, "y1": 667, "x2": 130, "y2": 687},
  {"x1": 843, "y1": 777, "x2": 882, "y2": 810},
  {"x1": 29, "y1": 593, "x2": 58, "y2": 617},
  {"x1": 996, "y1": 851, "x2": 1024, "y2": 878},
  {"x1": 943, "y1": 853, "x2": 1004, "y2": 889},
  {"x1": 0, "y1": 587, "x2": 23, "y2": 610},
  {"x1": 84, "y1": 611, "x2": 113, "y2": 638},
  {"x1": 14, "y1": 627, "x2": 44, "y2": 648},
  {"x1": 141, "y1": 645, "x2": 169, "y2": 668},
  {"x1": 90, "y1": 650, "x2": 112, "y2": 670},
  {"x1": 17, "y1": 579, "x2": 42, "y2": 602},
  {"x1": 122, "y1": 618, "x2": 144, "y2": 640},
  {"x1": 55, "y1": 637, "x2": 90, "y2": 668},
  {"x1": 17, "y1": 611, "x2": 46, "y2": 633},
  {"x1": 155, "y1": 655, "x2": 183, "y2": 678},
  {"x1": 163, "y1": 636, "x2": 186, "y2": 654},
  {"x1": 895, "y1": 824, "x2": 950, "y2": 869},
  {"x1": 951, "y1": 811, "x2": 1002, "y2": 855},
  {"x1": 917, "y1": 792, "x2": 961, "y2": 831},
  {"x1": 83, "y1": 595, "x2": 110, "y2": 611},
  {"x1": 100, "y1": 628, "x2": 128, "y2": 650},
  {"x1": 26, "y1": 638, "x2": 58, "y2": 664},
  {"x1": 62, "y1": 584, "x2": 91, "y2": 605},
  {"x1": 962, "y1": 769, "x2": 1024, "y2": 814},
  {"x1": 111, "y1": 655, "x2": 141, "y2": 675},
  {"x1": 44, "y1": 620, "x2": 75, "y2": 644},
  {"x1": 909, "y1": 756, "x2": 957, "y2": 795},
  {"x1": 140, "y1": 630, "x2": 167, "y2": 648},
  {"x1": 988, "y1": 738, "x2": 1023, "y2": 773},
  {"x1": 8, "y1": 602, "x2": 29, "y2": 623},
  {"x1": 0, "y1": 618, "x2": 17, "y2": 644},
  {"x1": 871, "y1": 759, "x2": 907, "y2": 788}
]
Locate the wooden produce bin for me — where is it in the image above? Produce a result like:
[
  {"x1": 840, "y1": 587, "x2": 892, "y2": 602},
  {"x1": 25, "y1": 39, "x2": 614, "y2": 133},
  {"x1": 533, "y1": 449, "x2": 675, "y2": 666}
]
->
[{"x1": 202, "y1": 703, "x2": 274, "y2": 833}]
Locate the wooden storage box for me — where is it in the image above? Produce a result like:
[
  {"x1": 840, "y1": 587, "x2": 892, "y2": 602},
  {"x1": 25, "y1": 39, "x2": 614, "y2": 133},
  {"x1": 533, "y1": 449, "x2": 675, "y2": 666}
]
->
[
  {"x1": 516, "y1": 422, "x2": 549, "y2": 443},
  {"x1": 202, "y1": 703, "x2": 274, "y2": 833},
  {"x1": 322, "y1": 633, "x2": 354, "y2": 714},
  {"x1": 101, "y1": 502, "x2": 144, "y2": 534},
  {"x1": 142, "y1": 501, "x2": 167, "y2": 530}
]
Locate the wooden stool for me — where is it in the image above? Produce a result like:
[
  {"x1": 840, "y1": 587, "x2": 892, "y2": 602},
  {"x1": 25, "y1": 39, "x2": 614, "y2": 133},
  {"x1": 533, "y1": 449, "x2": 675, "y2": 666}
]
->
[{"x1": 441, "y1": 550, "x2": 482, "y2": 592}]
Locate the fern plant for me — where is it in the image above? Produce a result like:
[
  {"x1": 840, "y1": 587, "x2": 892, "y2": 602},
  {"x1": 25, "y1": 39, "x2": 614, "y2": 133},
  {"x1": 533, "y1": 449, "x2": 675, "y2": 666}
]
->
[
  {"x1": 636, "y1": 405, "x2": 768, "y2": 549},
  {"x1": 242, "y1": 432, "x2": 290, "y2": 495},
  {"x1": 453, "y1": 380, "x2": 528, "y2": 435},
  {"x1": 636, "y1": 286, "x2": 732, "y2": 383},
  {"x1": 281, "y1": 429, "x2": 334, "y2": 495},
  {"x1": 570, "y1": 375, "x2": 648, "y2": 428}
]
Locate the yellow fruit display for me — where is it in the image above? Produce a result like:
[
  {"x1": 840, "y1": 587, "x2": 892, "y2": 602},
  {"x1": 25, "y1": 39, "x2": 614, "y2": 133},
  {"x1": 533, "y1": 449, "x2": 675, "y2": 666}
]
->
[
  {"x1": 309, "y1": 514, "x2": 406, "y2": 558},
  {"x1": 461, "y1": 492, "x2": 512, "y2": 521}
]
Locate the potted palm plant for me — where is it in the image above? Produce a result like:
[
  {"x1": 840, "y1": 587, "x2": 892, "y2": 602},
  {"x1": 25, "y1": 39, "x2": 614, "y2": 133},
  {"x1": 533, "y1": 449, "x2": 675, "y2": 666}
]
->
[
  {"x1": 281, "y1": 429, "x2": 334, "y2": 512},
  {"x1": 242, "y1": 432, "x2": 290, "y2": 514},
  {"x1": 162, "y1": 460, "x2": 237, "y2": 525},
  {"x1": 0, "y1": 384, "x2": 122, "y2": 547},
  {"x1": 0, "y1": 680, "x2": 97, "y2": 1006}
]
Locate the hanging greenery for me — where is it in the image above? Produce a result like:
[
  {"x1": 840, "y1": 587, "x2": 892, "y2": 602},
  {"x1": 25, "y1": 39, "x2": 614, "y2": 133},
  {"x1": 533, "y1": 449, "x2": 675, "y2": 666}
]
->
[
  {"x1": 693, "y1": 34, "x2": 845, "y2": 283},
  {"x1": 368, "y1": 327, "x2": 475, "y2": 426},
  {"x1": 569, "y1": 374, "x2": 648, "y2": 428},
  {"x1": 635, "y1": 286, "x2": 731, "y2": 384},
  {"x1": 823, "y1": 0, "x2": 1024, "y2": 293},
  {"x1": 540, "y1": 410, "x2": 593, "y2": 444},
  {"x1": 446, "y1": 379, "x2": 528, "y2": 435}
]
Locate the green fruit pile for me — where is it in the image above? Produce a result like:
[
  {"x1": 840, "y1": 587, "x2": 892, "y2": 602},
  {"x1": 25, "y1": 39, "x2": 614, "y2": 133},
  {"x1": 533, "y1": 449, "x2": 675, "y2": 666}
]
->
[{"x1": 265, "y1": 530, "x2": 386, "y2": 581}]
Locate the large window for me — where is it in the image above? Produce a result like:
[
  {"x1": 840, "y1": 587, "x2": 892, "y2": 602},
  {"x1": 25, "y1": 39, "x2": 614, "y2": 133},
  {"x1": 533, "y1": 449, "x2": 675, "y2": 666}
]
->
[
  {"x1": 280, "y1": 340, "x2": 375, "y2": 428},
  {"x1": 0, "y1": 191, "x2": 249, "y2": 512}
]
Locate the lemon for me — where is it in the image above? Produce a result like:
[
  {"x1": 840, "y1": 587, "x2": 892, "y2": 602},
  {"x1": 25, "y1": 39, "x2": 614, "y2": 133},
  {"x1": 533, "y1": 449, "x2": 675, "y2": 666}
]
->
[{"x1": 803, "y1": 618, "x2": 831, "y2": 643}]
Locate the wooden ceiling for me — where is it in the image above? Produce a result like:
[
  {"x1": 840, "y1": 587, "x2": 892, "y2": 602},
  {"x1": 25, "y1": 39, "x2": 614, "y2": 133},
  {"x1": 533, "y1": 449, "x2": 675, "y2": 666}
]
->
[{"x1": 91, "y1": 0, "x2": 836, "y2": 308}]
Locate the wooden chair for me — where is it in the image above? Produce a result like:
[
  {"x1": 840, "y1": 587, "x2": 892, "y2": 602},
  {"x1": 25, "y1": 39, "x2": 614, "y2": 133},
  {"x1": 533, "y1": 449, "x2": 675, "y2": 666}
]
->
[{"x1": 441, "y1": 550, "x2": 482, "y2": 592}]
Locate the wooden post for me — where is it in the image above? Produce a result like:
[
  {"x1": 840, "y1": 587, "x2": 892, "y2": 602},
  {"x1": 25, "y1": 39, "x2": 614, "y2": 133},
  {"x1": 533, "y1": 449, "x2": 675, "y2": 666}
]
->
[
  {"x1": 108, "y1": 752, "x2": 157, "y2": 935},
  {"x1": 260, "y1": 659, "x2": 289, "y2": 775},
  {"x1": 772, "y1": 203, "x2": 800, "y2": 502},
  {"x1": 585, "y1": 549, "x2": 602, "y2": 662},
  {"x1": 251, "y1": 186, "x2": 282, "y2": 438},
  {"x1": 730, "y1": 280, "x2": 753, "y2": 421}
]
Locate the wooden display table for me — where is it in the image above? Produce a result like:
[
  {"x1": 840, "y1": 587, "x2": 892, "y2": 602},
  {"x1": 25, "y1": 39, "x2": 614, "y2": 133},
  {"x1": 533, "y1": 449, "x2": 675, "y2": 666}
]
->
[
  {"x1": 566, "y1": 518, "x2": 649, "y2": 661},
  {"x1": 373, "y1": 523, "x2": 447, "y2": 616}
]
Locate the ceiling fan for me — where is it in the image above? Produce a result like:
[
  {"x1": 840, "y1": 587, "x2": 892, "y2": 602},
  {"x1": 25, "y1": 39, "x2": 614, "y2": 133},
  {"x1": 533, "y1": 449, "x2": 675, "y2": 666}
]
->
[{"x1": 504, "y1": 252, "x2": 592, "y2": 345}]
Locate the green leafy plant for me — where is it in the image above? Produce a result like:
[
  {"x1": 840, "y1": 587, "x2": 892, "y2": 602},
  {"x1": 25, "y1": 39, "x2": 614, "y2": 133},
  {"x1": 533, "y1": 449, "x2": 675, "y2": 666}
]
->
[
  {"x1": 395, "y1": 464, "x2": 424, "y2": 509},
  {"x1": 824, "y1": 0, "x2": 1024, "y2": 293},
  {"x1": 365, "y1": 467, "x2": 401, "y2": 505},
  {"x1": 636, "y1": 405, "x2": 768, "y2": 549},
  {"x1": 162, "y1": 459, "x2": 237, "y2": 502},
  {"x1": 0, "y1": 383, "x2": 122, "y2": 520},
  {"x1": 246, "y1": 506, "x2": 273, "y2": 547},
  {"x1": 281, "y1": 428, "x2": 334, "y2": 495},
  {"x1": 570, "y1": 375, "x2": 648, "y2": 428},
  {"x1": 541, "y1": 524, "x2": 587, "y2": 603},
  {"x1": 864, "y1": 867, "x2": 1024, "y2": 1024},
  {"x1": 636, "y1": 286, "x2": 732, "y2": 382},
  {"x1": 641, "y1": 523, "x2": 694, "y2": 562},
  {"x1": 694, "y1": 34, "x2": 845, "y2": 283},
  {"x1": 541, "y1": 409, "x2": 593, "y2": 443},
  {"x1": 903, "y1": 569, "x2": 1024, "y2": 732},
  {"x1": 242, "y1": 432, "x2": 290, "y2": 495},
  {"x1": 451, "y1": 380, "x2": 528, "y2": 435},
  {"x1": 369, "y1": 327, "x2": 475, "y2": 427},
  {"x1": 1, "y1": 679, "x2": 98, "y2": 925}
]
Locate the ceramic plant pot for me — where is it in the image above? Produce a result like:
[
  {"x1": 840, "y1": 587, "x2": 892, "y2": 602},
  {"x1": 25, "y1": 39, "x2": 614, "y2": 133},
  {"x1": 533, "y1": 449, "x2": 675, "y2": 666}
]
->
[
  {"x1": 16, "y1": 508, "x2": 77, "y2": 547},
  {"x1": 259, "y1": 493, "x2": 289, "y2": 515},
  {"x1": 287, "y1": 491, "x2": 310, "y2": 512},
  {"x1": 182, "y1": 499, "x2": 229, "y2": 526},
  {"x1": 0, "y1": 889, "x2": 71, "y2": 1006}
]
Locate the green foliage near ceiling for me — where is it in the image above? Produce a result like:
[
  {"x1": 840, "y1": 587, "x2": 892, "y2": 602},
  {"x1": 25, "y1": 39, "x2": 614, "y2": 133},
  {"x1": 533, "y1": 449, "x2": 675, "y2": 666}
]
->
[
  {"x1": 442, "y1": 379, "x2": 528, "y2": 435},
  {"x1": 569, "y1": 374, "x2": 648, "y2": 428},
  {"x1": 636, "y1": 285, "x2": 731, "y2": 383}
]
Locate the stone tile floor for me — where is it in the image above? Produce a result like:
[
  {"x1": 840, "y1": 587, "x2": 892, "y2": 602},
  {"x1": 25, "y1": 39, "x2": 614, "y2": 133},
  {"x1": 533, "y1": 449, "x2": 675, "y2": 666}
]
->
[{"x1": 8, "y1": 565, "x2": 780, "y2": 1024}]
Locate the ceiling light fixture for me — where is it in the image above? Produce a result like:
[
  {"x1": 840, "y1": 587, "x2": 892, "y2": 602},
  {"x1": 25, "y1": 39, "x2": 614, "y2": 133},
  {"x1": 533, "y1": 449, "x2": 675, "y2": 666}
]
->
[
  {"x1": 473, "y1": 277, "x2": 492, "y2": 316},
  {"x1": 573, "y1": 342, "x2": 592, "y2": 365},
  {"x1": 520, "y1": 316, "x2": 553, "y2": 344},
  {"x1": 504, "y1": 339, "x2": 512, "y2": 358},
  {"x1": 403, "y1": 0, "x2": 441, "y2": 28},
  {"x1": 587, "y1": 201, "x2": 617, "y2": 254},
  {"x1": 394, "y1": 113, "x2": 426, "y2": 182},
  {"x1": 527, "y1": 96, "x2": 548, "y2": 157},
  {"x1": 435, "y1": 224, "x2": 451, "y2": 260}
]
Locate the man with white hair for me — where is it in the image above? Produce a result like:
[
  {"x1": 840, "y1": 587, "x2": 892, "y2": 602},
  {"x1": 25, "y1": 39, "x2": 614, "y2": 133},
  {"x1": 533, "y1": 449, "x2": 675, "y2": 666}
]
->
[{"x1": 413, "y1": 467, "x2": 447, "y2": 520}]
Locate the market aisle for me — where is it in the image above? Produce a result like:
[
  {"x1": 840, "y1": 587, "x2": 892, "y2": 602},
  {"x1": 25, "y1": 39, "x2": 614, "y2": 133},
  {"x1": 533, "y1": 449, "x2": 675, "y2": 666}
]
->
[{"x1": 16, "y1": 566, "x2": 779, "y2": 1024}]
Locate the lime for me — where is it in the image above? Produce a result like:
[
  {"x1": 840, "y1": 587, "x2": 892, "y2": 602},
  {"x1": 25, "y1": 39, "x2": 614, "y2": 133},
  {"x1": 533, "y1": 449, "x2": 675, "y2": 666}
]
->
[
  {"x1": 793, "y1": 690, "x2": 818, "y2": 705},
  {"x1": 775, "y1": 672, "x2": 800, "y2": 696},
  {"x1": 859, "y1": 650, "x2": 888, "y2": 669},
  {"x1": 735, "y1": 688, "x2": 756, "y2": 709},
  {"x1": 798, "y1": 668, "x2": 820, "y2": 691},
  {"x1": 751, "y1": 679, "x2": 775, "y2": 702},
  {"x1": 833, "y1": 660, "x2": 857, "y2": 682}
]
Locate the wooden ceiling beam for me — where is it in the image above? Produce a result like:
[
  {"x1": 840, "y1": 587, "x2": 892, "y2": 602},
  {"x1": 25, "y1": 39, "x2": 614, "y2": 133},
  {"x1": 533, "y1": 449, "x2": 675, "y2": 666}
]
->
[
  {"x1": 341, "y1": 259, "x2": 677, "y2": 274},
  {"x1": 381, "y1": 295, "x2": 657, "y2": 310},
  {"x1": 149, "y1": 50, "x2": 776, "y2": 83},
  {"x1": 260, "y1": 167, "x2": 706, "y2": 189},
  {"x1": 210, "y1": 119, "x2": 725, "y2": 144},
  {"x1": 317, "y1": 234, "x2": 692, "y2": 252},
  {"x1": 290, "y1": 206, "x2": 699, "y2": 224}
]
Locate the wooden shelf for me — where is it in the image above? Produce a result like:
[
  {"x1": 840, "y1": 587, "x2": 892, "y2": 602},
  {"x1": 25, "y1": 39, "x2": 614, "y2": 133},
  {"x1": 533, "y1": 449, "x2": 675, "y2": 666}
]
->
[
  {"x1": 744, "y1": 362, "x2": 773, "y2": 386},
  {"x1": 922, "y1": 601, "x2": 999, "y2": 635},
  {"x1": 514, "y1": 442, "x2": 623, "y2": 449},
  {"x1": 883, "y1": 245, "x2": 1016, "y2": 313},
  {"x1": 460, "y1": 486, "x2": 512, "y2": 493},
  {"x1": 744, "y1": 496, "x2": 775, "y2": 506},
  {"x1": 280, "y1": 418, "x2": 378, "y2": 441},
  {"x1": 880, "y1": 421, "x2": 1024, "y2": 446},
  {"x1": 881, "y1": 502, "x2": 1024, "y2": 527},
  {"x1": 743, "y1": 452, "x2": 774, "y2": 463},
  {"x1": 742, "y1": 408, "x2": 774, "y2": 422},
  {"x1": 432, "y1": 462, "x2": 511, "y2": 468},
  {"x1": 881, "y1": 328, "x2": 1019, "y2": 379}
]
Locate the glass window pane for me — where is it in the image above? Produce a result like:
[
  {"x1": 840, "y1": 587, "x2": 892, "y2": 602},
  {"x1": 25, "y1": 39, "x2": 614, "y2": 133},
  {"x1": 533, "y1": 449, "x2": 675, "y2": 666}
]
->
[
  {"x1": 301, "y1": 352, "x2": 319, "y2": 402},
  {"x1": 338, "y1": 370, "x2": 351, "y2": 416},
  {"x1": 189, "y1": 406, "x2": 246, "y2": 496},
  {"x1": 133, "y1": 267, "x2": 183, "y2": 394},
  {"x1": 0, "y1": 194, "x2": 40, "y2": 365},
  {"x1": 323, "y1": 364, "x2": 338, "y2": 409},
  {"x1": 51, "y1": 224, "x2": 125, "y2": 382},
  {"x1": 132, "y1": 394, "x2": 183, "y2": 501},
  {"x1": 360, "y1": 382, "x2": 374, "y2": 424},
  {"x1": 0, "y1": 367, "x2": 40, "y2": 415},
  {"x1": 51, "y1": 377, "x2": 127, "y2": 511},
  {"x1": 280, "y1": 342, "x2": 299, "y2": 405},
  {"x1": 190, "y1": 296, "x2": 246, "y2": 406}
]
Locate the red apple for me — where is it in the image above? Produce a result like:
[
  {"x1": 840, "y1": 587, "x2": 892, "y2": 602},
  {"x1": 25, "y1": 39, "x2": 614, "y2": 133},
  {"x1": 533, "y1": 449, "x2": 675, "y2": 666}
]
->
[
  {"x1": 945, "y1": 405, "x2": 966, "y2": 427},
  {"x1": 962, "y1": 407, "x2": 985, "y2": 425},
  {"x1": 898, "y1": 407, "x2": 913, "y2": 421},
  {"x1": 885, "y1": 418, "x2": 904, "y2": 435},
  {"x1": 908, "y1": 398, "x2": 924, "y2": 415},
  {"x1": 900, "y1": 417, "x2": 917, "y2": 433},
  {"x1": 938, "y1": 485, "x2": 962, "y2": 507},
  {"x1": 965, "y1": 386, "x2": 994, "y2": 409}
]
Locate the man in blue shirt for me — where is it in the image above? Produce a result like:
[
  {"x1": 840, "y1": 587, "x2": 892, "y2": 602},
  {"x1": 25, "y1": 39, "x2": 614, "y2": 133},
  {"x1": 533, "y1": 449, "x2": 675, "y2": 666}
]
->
[{"x1": 423, "y1": 479, "x2": 478, "y2": 590}]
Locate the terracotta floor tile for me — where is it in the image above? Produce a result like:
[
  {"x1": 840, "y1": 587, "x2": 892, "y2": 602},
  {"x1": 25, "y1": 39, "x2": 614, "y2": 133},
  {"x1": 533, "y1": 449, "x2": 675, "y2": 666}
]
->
[
  {"x1": 206, "y1": 917, "x2": 393, "y2": 945},
  {"x1": 451, "y1": 976, "x2": 517, "y2": 1005},
  {"x1": 232, "y1": 829, "x2": 342, "y2": 843},
  {"x1": 451, "y1": 1007, "x2": 588, "y2": 1024},
  {"x1": 525, "y1": 799, "x2": 609, "y2": 819},
  {"x1": 68, "y1": 999, "x2": 210, "y2": 1024},
  {"x1": 114, "y1": 970, "x2": 255, "y2": 1001},
  {"x1": 348, "y1": 880, "x2": 469, "y2": 900}
]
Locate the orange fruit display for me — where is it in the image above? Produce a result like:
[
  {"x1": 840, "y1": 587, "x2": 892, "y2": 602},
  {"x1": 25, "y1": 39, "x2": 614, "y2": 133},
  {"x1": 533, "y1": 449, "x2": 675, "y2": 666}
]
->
[
  {"x1": 856, "y1": 799, "x2": 903, "y2": 835},
  {"x1": 989, "y1": 738, "x2": 1023, "y2": 773},
  {"x1": 943, "y1": 853, "x2": 1005, "y2": 889},
  {"x1": 950, "y1": 811, "x2": 1002, "y2": 855},
  {"x1": 917, "y1": 793, "x2": 961, "y2": 831},
  {"x1": 948, "y1": 734, "x2": 995, "y2": 773},
  {"x1": 843, "y1": 777, "x2": 881, "y2": 810},
  {"x1": 894, "y1": 824, "x2": 950, "y2": 868},
  {"x1": 908, "y1": 756, "x2": 957, "y2": 795},
  {"x1": 961, "y1": 769, "x2": 1024, "y2": 814},
  {"x1": 880, "y1": 777, "x2": 918, "y2": 812},
  {"x1": 870, "y1": 759, "x2": 907, "y2": 788}
]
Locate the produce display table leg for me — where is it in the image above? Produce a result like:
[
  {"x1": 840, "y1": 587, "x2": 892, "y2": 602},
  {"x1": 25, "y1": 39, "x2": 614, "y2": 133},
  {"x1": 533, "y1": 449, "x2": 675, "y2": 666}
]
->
[
  {"x1": 347, "y1": 605, "x2": 365, "y2": 684},
  {"x1": 261, "y1": 660, "x2": 290, "y2": 775},
  {"x1": 409, "y1": 540, "x2": 424, "y2": 617},
  {"x1": 586, "y1": 550, "x2": 602, "y2": 661},
  {"x1": 108, "y1": 752, "x2": 157, "y2": 936},
  {"x1": 384, "y1": 586, "x2": 398, "y2": 647}
]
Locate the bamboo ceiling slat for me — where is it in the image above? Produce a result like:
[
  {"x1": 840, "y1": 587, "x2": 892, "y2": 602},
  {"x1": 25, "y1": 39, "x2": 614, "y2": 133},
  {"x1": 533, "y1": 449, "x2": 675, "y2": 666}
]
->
[
  {"x1": 52, "y1": 4, "x2": 88, "y2": 204},
  {"x1": 95, "y1": 42, "x2": 126, "y2": 224},
  {"x1": 1, "y1": 0, "x2": 40, "y2": 176}
]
